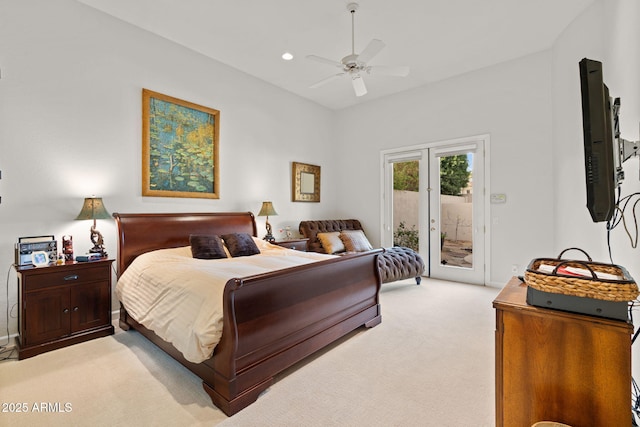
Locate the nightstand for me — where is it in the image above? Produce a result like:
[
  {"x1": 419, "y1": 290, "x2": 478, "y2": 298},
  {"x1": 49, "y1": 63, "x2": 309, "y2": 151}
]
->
[
  {"x1": 15, "y1": 259, "x2": 114, "y2": 359},
  {"x1": 273, "y1": 238, "x2": 309, "y2": 251}
]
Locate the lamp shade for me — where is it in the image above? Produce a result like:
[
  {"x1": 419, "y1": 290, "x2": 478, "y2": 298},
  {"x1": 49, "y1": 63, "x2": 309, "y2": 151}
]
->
[
  {"x1": 75, "y1": 197, "x2": 111, "y2": 220},
  {"x1": 257, "y1": 201, "x2": 277, "y2": 217}
]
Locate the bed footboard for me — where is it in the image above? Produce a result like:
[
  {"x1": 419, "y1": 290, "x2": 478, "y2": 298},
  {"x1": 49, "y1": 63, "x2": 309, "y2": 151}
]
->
[{"x1": 207, "y1": 249, "x2": 382, "y2": 415}]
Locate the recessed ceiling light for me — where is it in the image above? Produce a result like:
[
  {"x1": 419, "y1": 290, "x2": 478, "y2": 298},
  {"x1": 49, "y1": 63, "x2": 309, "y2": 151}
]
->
[{"x1": 281, "y1": 52, "x2": 294, "y2": 61}]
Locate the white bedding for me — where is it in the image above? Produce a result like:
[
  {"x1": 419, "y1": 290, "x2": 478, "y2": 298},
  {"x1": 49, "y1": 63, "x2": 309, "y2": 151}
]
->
[{"x1": 115, "y1": 238, "x2": 334, "y2": 363}]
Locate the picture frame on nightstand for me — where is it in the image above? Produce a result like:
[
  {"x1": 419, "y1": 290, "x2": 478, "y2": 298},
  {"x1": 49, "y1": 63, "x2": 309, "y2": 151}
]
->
[{"x1": 31, "y1": 251, "x2": 50, "y2": 267}]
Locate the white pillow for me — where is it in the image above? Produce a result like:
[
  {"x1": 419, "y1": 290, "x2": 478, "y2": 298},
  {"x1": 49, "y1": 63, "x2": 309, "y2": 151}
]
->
[
  {"x1": 317, "y1": 232, "x2": 345, "y2": 254},
  {"x1": 339, "y1": 230, "x2": 373, "y2": 252}
]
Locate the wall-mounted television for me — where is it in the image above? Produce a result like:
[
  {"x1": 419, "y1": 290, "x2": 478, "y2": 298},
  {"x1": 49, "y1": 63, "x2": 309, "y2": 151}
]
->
[{"x1": 579, "y1": 58, "x2": 619, "y2": 222}]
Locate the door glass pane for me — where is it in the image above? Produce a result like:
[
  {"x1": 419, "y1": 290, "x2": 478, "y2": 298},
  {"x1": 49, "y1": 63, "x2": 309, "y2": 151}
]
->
[
  {"x1": 440, "y1": 153, "x2": 473, "y2": 268},
  {"x1": 392, "y1": 160, "x2": 420, "y2": 252}
]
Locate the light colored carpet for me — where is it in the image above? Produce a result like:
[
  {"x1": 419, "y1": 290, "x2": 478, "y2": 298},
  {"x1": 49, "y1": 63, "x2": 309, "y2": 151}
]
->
[{"x1": 0, "y1": 279, "x2": 499, "y2": 426}]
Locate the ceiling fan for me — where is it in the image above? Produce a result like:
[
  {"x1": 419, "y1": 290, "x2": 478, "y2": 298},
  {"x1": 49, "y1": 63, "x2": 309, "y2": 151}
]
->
[{"x1": 306, "y1": 2, "x2": 410, "y2": 97}]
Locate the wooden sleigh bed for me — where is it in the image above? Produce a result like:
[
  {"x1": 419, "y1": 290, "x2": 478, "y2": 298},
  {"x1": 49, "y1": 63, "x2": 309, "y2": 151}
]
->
[{"x1": 113, "y1": 212, "x2": 382, "y2": 416}]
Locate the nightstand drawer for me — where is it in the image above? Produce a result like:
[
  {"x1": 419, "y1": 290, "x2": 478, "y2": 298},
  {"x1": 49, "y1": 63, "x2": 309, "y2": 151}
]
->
[
  {"x1": 274, "y1": 239, "x2": 309, "y2": 251},
  {"x1": 282, "y1": 241, "x2": 307, "y2": 251},
  {"x1": 21, "y1": 264, "x2": 108, "y2": 291}
]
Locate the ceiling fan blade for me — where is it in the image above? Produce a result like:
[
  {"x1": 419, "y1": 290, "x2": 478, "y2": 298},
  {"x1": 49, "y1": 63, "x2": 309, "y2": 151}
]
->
[
  {"x1": 357, "y1": 39, "x2": 385, "y2": 64},
  {"x1": 306, "y1": 55, "x2": 343, "y2": 68},
  {"x1": 310, "y1": 73, "x2": 345, "y2": 89},
  {"x1": 367, "y1": 65, "x2": 410, "y2": 77},
  {"x1": 351, "y1": 74, "x2": 367, "y2": 97}
]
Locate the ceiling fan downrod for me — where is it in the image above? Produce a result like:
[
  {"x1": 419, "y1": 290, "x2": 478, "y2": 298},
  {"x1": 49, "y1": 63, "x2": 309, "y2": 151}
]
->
[{"x1": 348, "y1": 2, "x2": 359, "y2": 56}]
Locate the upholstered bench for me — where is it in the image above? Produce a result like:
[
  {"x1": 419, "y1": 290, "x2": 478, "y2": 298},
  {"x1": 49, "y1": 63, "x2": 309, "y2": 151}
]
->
[
  {"x1": 378, "y1": 246, "x2": 425, "y2": 285},
  {"x1": 299, "y1": 219, "x2": 425, "y2": 285}
]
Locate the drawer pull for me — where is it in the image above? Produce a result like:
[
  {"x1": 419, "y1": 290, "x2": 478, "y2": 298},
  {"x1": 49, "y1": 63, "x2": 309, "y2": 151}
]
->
[
  {"x1": 64, "y1": 274, "x2": 79, "y2": 281},
  {"x1": 73, "y1": 307, "x2": 79, "y2": 312},
  {"x1": 63, "y1": 308, "x2": 69, "y2": 314}
]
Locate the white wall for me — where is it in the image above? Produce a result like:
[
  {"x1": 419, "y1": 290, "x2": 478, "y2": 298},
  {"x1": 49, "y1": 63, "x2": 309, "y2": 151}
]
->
[
  {"x1": 0, "y1": 0, "x2": 340, "y2": 338},
  {"x1": 552, "y1": 0, "x2": 640, "y2": 380},
  {"x1": 553, "y1": 0, "x2": 640, "y2": 280},
  {"x1": 333, "y1": 0, "x2": 639, "y2": 290},
  {"x1": 334, "y1": 50, "x2": 556, "y2": 286}
]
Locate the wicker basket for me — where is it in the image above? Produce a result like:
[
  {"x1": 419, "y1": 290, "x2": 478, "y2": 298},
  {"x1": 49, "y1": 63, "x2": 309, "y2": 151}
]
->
[{"x1": 524, "y1": 248, "x2": 638, "y2": 302}]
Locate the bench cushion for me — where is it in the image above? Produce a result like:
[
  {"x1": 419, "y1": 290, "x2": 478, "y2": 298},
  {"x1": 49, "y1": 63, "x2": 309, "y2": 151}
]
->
[{"x1": 378, "y1": 246, "x2": 425, "y2": 284}]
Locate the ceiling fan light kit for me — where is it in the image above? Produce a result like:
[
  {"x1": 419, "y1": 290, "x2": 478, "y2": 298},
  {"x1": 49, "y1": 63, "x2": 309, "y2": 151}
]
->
[{"x1": 306, "y1": 2, "x2": 409, "y2": 97}]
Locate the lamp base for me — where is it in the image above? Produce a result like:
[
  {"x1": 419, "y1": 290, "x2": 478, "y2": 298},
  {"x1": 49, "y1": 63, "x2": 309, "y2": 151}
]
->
[
  {"x1": 89, "y1": 246, "x2": 108, "y2": 259},
  {"x1": 89, "y1": 225, "x2": 107, "y2": 259},
  {"x1": 263, "y1": 234, "x2": 275, "y2": 243},
  {"x1": 263, "y1": 218, "x2": 276, "y2": 243}
]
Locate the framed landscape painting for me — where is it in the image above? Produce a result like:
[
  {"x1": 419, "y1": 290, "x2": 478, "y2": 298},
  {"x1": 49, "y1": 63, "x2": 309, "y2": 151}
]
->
[{"x1": 142, "y1": 89, "x2": 220, "y2": 199}]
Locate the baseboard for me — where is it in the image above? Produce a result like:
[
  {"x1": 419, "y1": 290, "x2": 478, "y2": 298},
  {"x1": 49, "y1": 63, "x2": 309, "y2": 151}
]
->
[
  {"x1": 0, "y1": 333, "x2": 18, "y2": 350},
  {"x1": 487, "y1": 280, "x2": 510, "y2": 288}
]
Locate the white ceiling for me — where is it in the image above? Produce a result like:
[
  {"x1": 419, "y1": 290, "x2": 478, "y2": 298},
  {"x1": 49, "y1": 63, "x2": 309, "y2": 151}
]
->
[{"x1": 77, "y1": 0, "x2": 595, "y2": 110}]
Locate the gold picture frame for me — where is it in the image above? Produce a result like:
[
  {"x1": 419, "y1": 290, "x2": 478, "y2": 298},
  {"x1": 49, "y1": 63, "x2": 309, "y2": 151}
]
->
[
  {"x1": 292, "y1": 162, "x2": 320, "y2": 202},
  {"x1": 142, "y1": 89, "x2": 220, "y2": 199}
]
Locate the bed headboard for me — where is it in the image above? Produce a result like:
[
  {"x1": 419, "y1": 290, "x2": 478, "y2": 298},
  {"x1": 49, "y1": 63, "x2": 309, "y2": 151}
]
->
[
  {"x1": 298, "y1": 219, "x2": 364, "y2": 253},
  {"x1": 112, "y1": 212, "x2": 257, "y2": 276}
]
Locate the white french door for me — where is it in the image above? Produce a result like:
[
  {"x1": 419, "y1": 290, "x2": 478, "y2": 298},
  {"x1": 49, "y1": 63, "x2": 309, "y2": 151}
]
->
[{"x1": 381, "y1": 136, "x2": 488, "y2": 285}]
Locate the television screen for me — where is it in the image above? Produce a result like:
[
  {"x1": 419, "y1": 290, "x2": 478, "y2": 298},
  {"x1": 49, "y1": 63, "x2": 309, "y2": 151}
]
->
[{"x1": 579, "y1": 58, "x2": 618, "y2": 223}]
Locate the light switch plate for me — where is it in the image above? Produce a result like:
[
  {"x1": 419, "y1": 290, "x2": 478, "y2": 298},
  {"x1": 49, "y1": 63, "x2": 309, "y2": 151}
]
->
[{"x1": 490, "y1": 193, "x2": 507, "y2": 204}]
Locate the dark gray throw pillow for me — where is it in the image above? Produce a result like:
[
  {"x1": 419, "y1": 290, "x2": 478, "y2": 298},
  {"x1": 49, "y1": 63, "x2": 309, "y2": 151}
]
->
[
  {"x1": 189, "y1": 234, "x2": 228, "y2": 259},
  {"x1": 222, "y1": 233, "x2": 260, "y2": 257}
]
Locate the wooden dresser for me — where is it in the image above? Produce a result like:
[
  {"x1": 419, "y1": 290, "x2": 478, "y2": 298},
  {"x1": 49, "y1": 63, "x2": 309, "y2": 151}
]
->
[{"x1": 493, "y1": 278, "x2": 633, "y2": 427}]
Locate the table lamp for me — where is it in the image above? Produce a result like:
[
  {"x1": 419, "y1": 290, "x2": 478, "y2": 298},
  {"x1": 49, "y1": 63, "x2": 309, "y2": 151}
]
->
[
  {"x1": 257, "y1": 201, "x2": 277, "y2": 242},
  {"x1": 75, "y1": 196, "x2": 111, "y2": 258}
]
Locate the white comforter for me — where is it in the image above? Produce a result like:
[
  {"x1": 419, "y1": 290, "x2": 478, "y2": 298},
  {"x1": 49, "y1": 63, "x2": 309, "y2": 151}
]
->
[{"x1": 115, "y1": 239, "x2": 334, "y2": 363}]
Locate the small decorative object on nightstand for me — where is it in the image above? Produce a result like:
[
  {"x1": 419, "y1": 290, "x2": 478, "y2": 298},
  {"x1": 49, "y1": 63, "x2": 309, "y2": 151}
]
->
[
  {"x1": 257, "y1": 201, "x2": 277, "y2": 243},
  {"x1": 274, "y1": 238, "x2": 309, "y2": 252},
  {"x1": 75, "y1": 196, "x2": 111, "y2": 258}
]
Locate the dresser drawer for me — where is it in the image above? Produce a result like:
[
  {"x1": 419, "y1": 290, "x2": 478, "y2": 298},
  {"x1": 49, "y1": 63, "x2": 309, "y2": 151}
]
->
[{"x1": 21, "y1": 264, "x2": 109, "y2": 291}]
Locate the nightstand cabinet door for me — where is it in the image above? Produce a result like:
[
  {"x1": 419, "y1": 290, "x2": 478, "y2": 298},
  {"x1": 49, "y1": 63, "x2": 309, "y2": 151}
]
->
[
  {"x1": 70, "y1": 280, "x2": 110, "y2": 333},
  {"x1": 24, "y1": 287, "x2": 71, "y2": 346}
]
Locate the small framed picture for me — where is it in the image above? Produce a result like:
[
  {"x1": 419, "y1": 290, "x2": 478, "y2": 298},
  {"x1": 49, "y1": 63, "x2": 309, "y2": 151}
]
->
[
  {"x1": 292, "y1": 162, "x2": 320, "y2": 202},
  {"x1": 31, "y1": 251, "x2": 50, "y2": 267}
]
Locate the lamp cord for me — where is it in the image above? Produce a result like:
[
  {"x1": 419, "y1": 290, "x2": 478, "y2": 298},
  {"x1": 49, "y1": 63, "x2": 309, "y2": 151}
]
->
[{"x1": 0, "y1": 263, "x2": 17, "y2": 361}]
